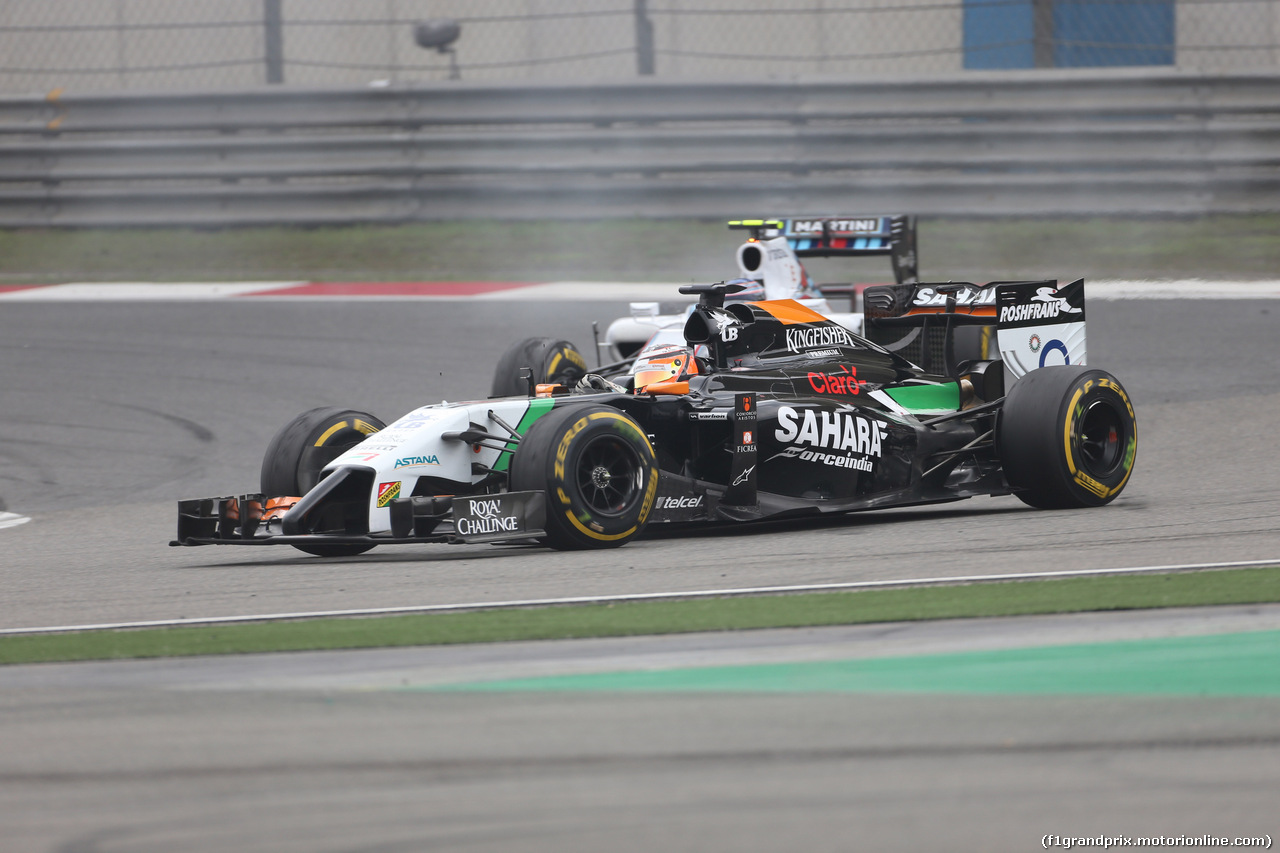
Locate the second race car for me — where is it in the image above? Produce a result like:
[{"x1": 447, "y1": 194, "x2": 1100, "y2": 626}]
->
[{"x1": 488, "y1": 214, "x2": 995, "y2": 398}]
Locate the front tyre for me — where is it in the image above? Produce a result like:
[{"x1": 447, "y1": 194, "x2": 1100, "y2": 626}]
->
[
  {"x1": 509, "y1": 404, "x2": 659, "y2": 550},
  {"x1": 999, "y1": 366, "x2": 1137, "y2": 509},
  {"x1": 260, "y1": 406, "x2": 387, "y2": 556},
  {"x1": 491, "y1": 337, "x2": 587, "y2": 398}
]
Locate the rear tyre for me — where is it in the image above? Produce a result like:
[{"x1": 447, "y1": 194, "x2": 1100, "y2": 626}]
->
[
  {"x1": 509, "y1": 404, "x2": 659, "y2": 550},
  {"x1": 999, "y1": 366, "x2": 1137, "y2": 509},
  {"x1": 260, "y1": 406, "x2": 387, "y2": 556},
  {"x1": 491, "y1": 337, "x2": 587, "y2": 397}
]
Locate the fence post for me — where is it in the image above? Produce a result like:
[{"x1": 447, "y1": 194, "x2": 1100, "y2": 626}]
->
[
  {"x1": 635, "y1": 0, "x2": 655, "y2": 75},
  {"x1": 265, "y1": 0, "x2": 284, "y2": 84},
  {"x1": 1032, "y1": 0, "x2": 1054, "y2": 68}
]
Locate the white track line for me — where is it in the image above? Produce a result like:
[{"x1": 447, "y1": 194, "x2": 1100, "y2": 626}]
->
[
  {"x1": 2, "y1": 557, "x2": 1276, "y2": 637},
  {"x1": 0, "y1": 512, "x2": 31, "y2": 530},
  {"x1": 0, "y1": 282, "x2": 305, "y2": 300},
  {"x1": 1090, "y1": 280, "x2": 1280, "y2": 299},
  {"x1": 473, "y1": 282, "x2": 686, "y2": 301},
  {"x1": 3, "y1": 280, "x2": 1280, "y2": 302}
]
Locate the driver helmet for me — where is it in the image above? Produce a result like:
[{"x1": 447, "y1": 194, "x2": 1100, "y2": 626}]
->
[{"x1": 632, "y1": 345, "x2": 698, "y2": 394}]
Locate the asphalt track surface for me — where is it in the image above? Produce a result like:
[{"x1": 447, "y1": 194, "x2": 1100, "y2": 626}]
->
[
  {"x1": 3, "y1": 293, "x2": 1280, "y2": 627},
  {"x1": 2, "y1": 291, "x2": 1279, "y2": 851}
]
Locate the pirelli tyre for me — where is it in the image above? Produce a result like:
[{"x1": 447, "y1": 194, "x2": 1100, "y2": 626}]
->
[
  {"x1": 491, "y1": 337, "x2": 588, "y2": 398},
  {"x1": 999, "y1": 366, "x2": 1137, "y2": 509},
  {"x1": 509, "y1": 403, "x2": 659, "y2": 550},
  {"x1": 260, "y1": 406, "x2": 387, "y2": 557}
]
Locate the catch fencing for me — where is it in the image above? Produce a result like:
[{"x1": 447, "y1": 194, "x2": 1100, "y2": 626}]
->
[
  {"x1": 2, "y1": 1, "x2": 1279, "y2": 92},
  {"x1": 1, "y1": 68, "x2": 1278, "y2": 226}
]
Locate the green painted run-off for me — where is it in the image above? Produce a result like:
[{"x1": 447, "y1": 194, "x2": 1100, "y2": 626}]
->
[{"x1": 434, "y1": 630, "x2": 1280, "y2": 696}]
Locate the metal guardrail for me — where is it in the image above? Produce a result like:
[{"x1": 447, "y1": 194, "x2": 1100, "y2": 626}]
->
[{"x1": 2, "y1": 68, "x2": 1278, "y2": 226}]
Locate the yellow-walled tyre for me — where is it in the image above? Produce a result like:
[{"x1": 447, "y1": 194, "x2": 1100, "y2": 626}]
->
[
  {"x1": 509, "y1": 404, "x2": 658, "y2": 550},
  {"x1": 999, "y1": 366, "x2": 1137, "y2": 509},
  {"x1": 490, "y1": 337, "x2": 587, "y2": 397},
  {"x1": 260, "y1": 406, "x2": 386, "y2": 556}
]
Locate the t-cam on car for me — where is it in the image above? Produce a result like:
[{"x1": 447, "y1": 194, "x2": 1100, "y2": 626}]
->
[{"x1": 173, "y1": 278, "x2": 1136, "y2": 556}]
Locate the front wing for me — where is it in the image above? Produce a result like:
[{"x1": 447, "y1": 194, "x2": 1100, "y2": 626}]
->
[{"x1": 170, "y1": 491, "x2": 548, "y2": 548}]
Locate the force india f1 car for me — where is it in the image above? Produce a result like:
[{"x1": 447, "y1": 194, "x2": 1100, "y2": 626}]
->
[{"x1": 173, "y1": 276, "x2": 1136, "y2": 556}]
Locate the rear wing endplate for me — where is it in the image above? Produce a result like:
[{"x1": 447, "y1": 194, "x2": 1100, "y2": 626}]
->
[{"x1": 994, "y1": 279, "x2": 1086, "y2": 380}]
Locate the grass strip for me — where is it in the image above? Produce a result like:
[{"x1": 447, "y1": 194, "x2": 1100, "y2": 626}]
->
[
  {"x1": 3, "y1": 215, "x2": 1280, "y2": 283},
  {"x1": 3, "y1": 566, "x2": 1279, "y2": 666}
]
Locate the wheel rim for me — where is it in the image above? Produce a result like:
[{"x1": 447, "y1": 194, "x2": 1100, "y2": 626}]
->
[
  {"x1": 575, "y1": 434, "x2": 645, "y2": 517},
  {"x1": 1078, "y1": 399, "x2": 1126, "y2": 477}
]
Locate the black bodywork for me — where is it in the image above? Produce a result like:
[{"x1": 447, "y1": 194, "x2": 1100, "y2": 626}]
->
[{"x1": 597, "y1": 283, "x2": 1006, "y2": 526}]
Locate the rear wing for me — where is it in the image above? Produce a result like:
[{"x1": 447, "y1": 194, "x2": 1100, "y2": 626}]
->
[
  {"x1": 728, "y1": 215, "x2": 918, "y2": 284},
  {"x1": 863, "y1": 279, "x2": 1086, "y2": 380},
  {"x1": 863, "y1": 281, "x2": 998, "y2": 321}
]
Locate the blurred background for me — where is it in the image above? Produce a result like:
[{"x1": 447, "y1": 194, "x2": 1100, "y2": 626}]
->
[
  {"x1": 1, "y1": 1, "x2": 1278, "y2": 282},
  {"x1": 1, "y1": 0, "x2": 1277, "y2": 90}
]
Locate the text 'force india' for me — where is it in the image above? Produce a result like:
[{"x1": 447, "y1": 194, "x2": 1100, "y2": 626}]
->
[{"x1": 173, "y1": 279, "x2": 1136, "y2": 556}]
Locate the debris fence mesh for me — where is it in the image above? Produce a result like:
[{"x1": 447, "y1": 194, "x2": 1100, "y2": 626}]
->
[{"x1": 1, "y1": 0, "x2": 1277, "y2": 93}]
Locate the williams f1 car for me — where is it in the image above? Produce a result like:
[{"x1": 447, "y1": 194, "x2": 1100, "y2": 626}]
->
[
  {"x1": 173, "y1": 277, "x2": 1136, "y2": 556},
  {"x1": 599, "y1": 215, "x2": 918, "y2": 361},
  {"x1": 489, "y1": 215, "x2": 991, "y2": 399}
]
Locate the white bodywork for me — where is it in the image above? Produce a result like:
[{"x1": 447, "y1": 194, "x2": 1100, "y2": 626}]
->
[
  {"x1": 322, "y1": 397, "x2": 550, "y2": 535},
  {"x1": 604, "y1": 235, "x2": 865, "y2": 360}
]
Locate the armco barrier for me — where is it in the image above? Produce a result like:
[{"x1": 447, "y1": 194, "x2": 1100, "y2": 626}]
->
[{"x1": 1, "y1": 68, "x2": 1278, "y2": 226}]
